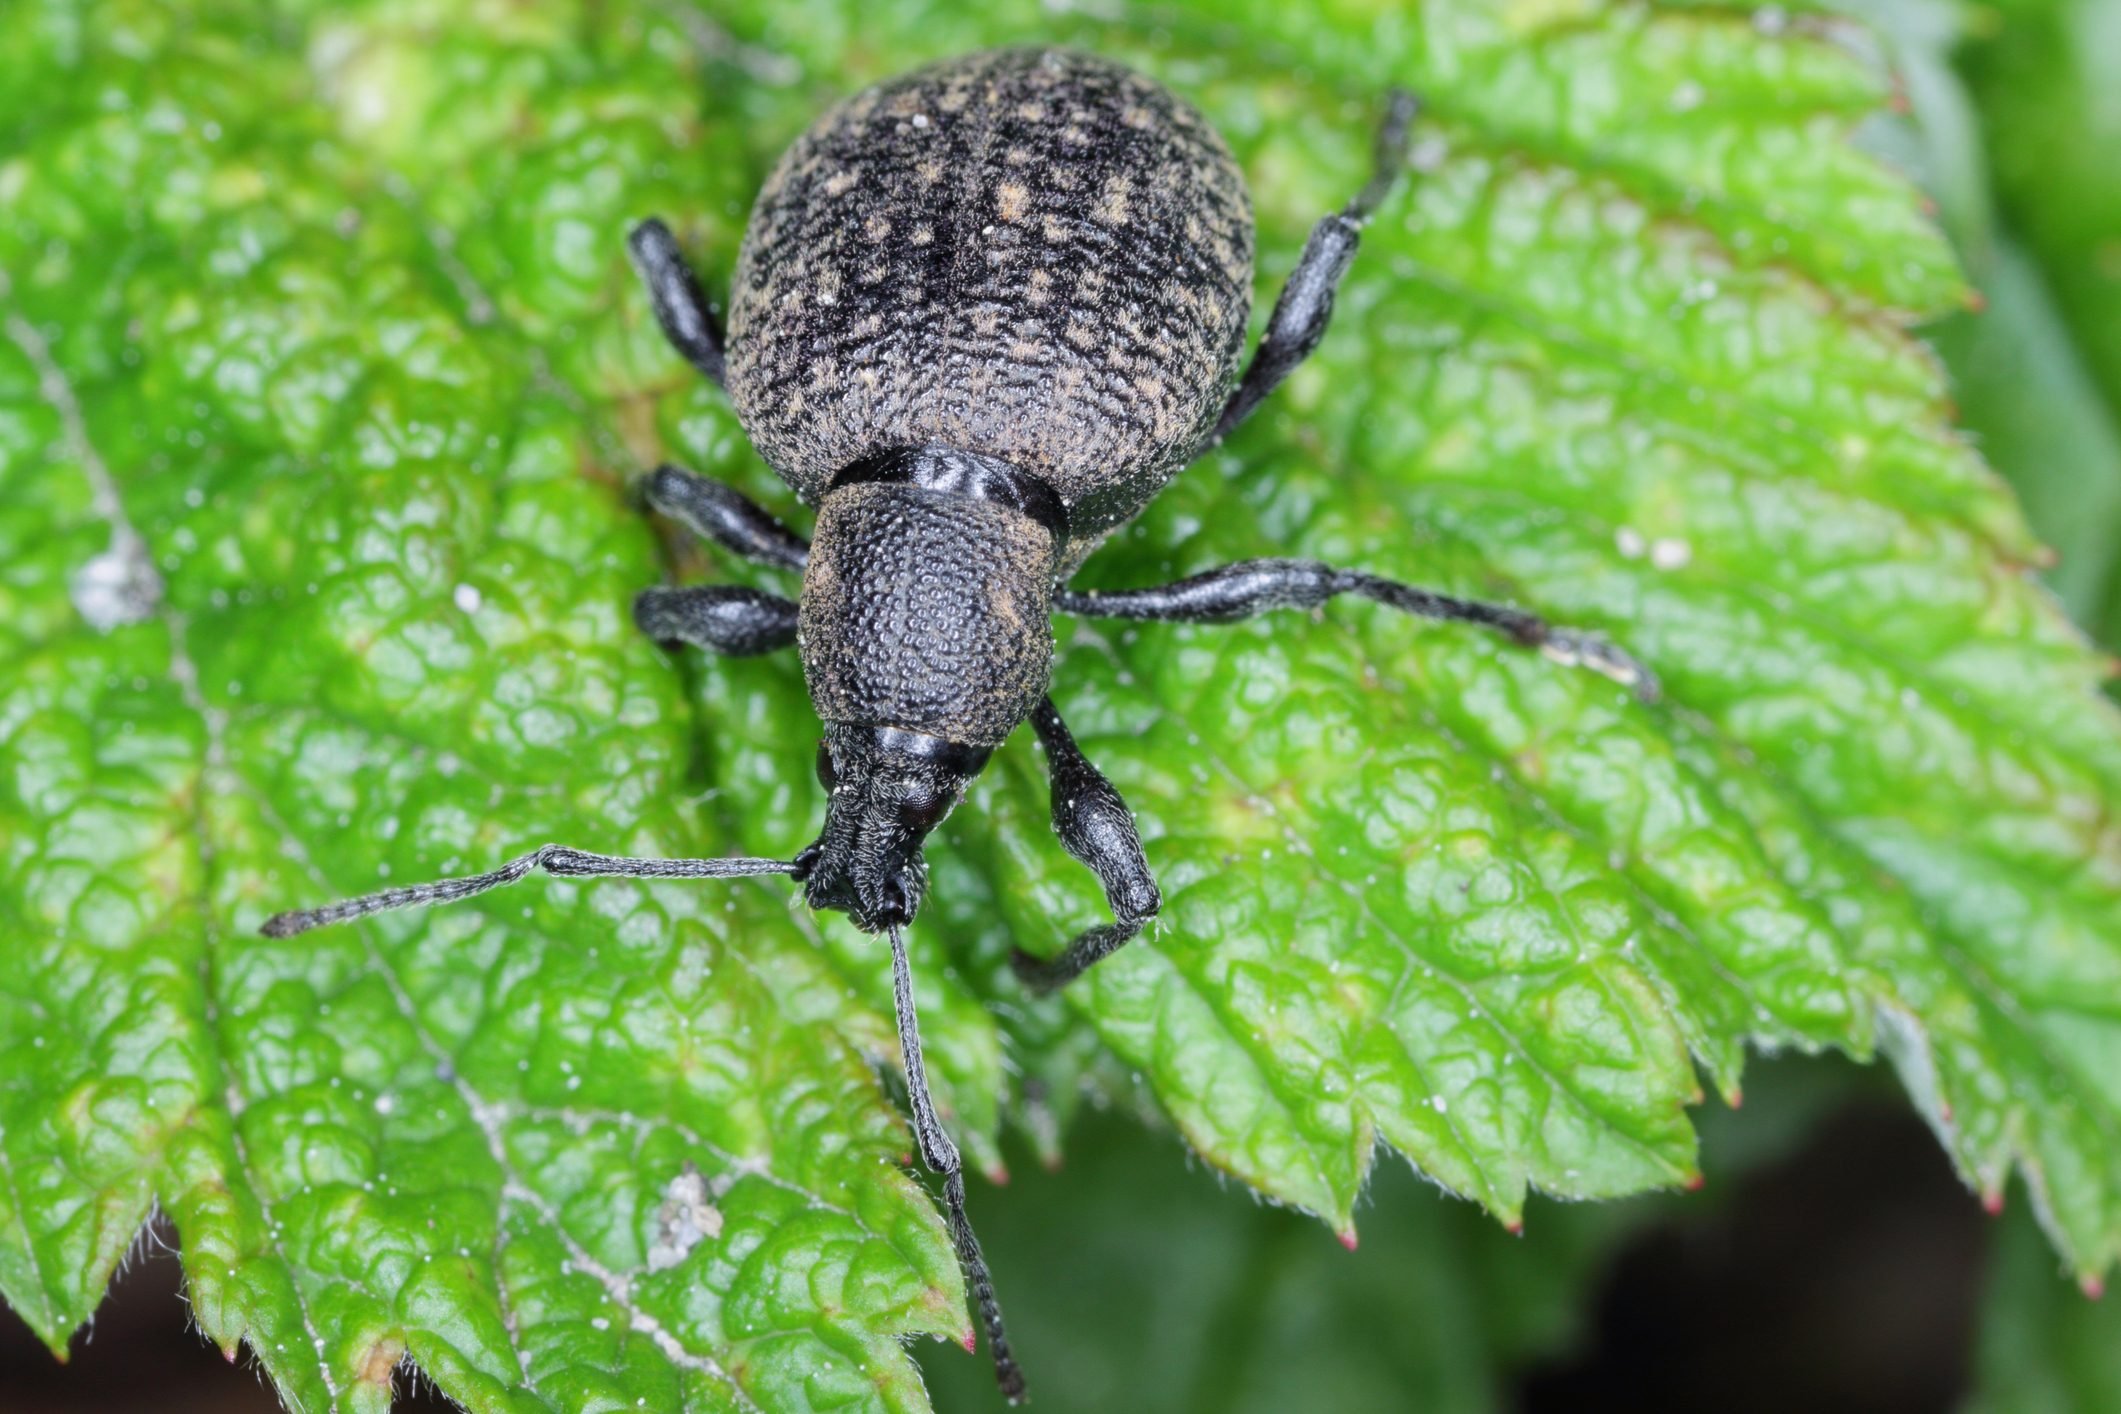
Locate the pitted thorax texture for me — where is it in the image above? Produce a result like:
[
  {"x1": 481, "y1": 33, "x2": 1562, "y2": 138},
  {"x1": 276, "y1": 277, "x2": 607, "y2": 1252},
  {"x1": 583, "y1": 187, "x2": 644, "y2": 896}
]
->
[{"x1": 800, "y1": 480, "x2": 1059, "y2": 748}]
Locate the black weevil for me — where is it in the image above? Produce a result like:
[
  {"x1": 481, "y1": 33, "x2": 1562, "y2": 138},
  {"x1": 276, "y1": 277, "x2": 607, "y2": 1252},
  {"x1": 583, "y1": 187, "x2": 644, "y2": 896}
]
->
[{"x1": 263, "y1": 47, "x2": 1655, "y2": 1402}]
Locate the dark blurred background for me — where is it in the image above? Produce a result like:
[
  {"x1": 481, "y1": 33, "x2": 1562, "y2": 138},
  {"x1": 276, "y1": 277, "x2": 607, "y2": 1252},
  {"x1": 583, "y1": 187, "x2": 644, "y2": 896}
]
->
[{"x1": 8, "y1": 0, "x2": 2119, "y2": 1410}]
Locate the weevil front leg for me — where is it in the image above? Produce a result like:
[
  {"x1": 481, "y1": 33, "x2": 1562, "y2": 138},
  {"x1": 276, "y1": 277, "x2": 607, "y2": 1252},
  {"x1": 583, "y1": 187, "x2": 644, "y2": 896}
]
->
[
  {"x1": 635, "y1": 465, "x2": 808, "y2": 657},
  {"x1": 1010, "y1": 697, "x2": 1162, "y2": 994},
  {"x1": 634, "y1": 585, "x2": 798, "y2": 656},
  {"x1": 1055, "y1": 559, "x2": 1659, "y2": 700},
  {"x1": 1211, "y1": 89, "x2": 1417, "y2": 444},
  {"x1": 641, "y1": 464, "x2": 810, "y2": 572}
]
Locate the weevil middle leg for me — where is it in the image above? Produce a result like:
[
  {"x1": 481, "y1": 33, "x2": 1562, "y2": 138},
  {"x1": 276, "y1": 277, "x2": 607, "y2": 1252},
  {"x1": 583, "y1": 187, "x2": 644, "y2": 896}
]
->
[
  {"x1": 641, "y1": 463, "x2": 811, "y2": 572},
  {"x1": 634, "y1": 464, "x2": 809, "y2": 655},
  {"x1": 634, "y1": 585, "x2": 799, "y2": 656},
  {"x1": 1057, "y1": 558, "x2": 1659, "y2": 700}
]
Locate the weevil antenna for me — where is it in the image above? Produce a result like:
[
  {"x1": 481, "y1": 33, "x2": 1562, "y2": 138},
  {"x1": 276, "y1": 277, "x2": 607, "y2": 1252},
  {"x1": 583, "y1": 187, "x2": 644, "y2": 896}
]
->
[
  {"x1": 887, "y1": 924, "x2": 1025, "y2": 1403},
  {"x1": 258, "y1": 845, "x2": 798, "y2": 937}
]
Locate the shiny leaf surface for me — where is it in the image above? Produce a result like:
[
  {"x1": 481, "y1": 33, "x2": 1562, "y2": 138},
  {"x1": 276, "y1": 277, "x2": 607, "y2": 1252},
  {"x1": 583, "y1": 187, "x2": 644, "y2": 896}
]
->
[{"x1": 4, "y1": 2, "x2": 2119, "y2": 1410}]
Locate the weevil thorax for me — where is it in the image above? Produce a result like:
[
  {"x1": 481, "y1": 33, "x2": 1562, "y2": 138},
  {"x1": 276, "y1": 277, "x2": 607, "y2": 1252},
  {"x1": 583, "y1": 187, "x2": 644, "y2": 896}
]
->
[{"x1": 794, "y1": 446, "x2": 1061, "y2": 930}]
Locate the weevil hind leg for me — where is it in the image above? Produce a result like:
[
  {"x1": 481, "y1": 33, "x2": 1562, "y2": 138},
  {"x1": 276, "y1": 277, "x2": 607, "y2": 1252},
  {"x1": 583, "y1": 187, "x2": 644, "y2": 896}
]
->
[
  {"x1": 1210, "y1": 88, "x2": 1418, "y2": 444},
  {"x1": 628, "y1": 217, "x2": 729, "y2": 388},
  {"x1": 1009, "y1": 698, "x2": 1163, "y2": 994}
]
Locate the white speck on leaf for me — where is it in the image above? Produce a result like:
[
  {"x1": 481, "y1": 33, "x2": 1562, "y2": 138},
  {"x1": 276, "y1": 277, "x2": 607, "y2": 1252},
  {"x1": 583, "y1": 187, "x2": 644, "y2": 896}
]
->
[
  {"x1": 453, "y1": 582, "x2": 483, "y2": 613},
  {"x1": 71, "y1": 530, "x2": 165, "y2": 630},
  {"x1": 1650, "y1": 537, "x2": 1692, "y2": 571},
  {"x1": 647, "y1": 1163, "x2": 723, "y2": 1272}
]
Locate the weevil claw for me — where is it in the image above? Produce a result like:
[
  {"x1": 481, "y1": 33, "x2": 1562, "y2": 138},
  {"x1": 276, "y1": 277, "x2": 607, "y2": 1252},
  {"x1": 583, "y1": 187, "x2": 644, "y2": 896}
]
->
[{"x1": 1540, "y1": 629, "x2": 1662, "y2": 704}]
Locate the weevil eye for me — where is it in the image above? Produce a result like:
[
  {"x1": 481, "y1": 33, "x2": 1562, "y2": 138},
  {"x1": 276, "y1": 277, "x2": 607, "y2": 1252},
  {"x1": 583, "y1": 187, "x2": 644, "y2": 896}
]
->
[
  {"x1": 895, "y1": 780, "x2": 953, "y2": 836},
  {"x1": 815, "y1": 741, "x2": 837, "y2": 791},
  {"x1": 906, "y1": 795, "x2": 949, "y2": 834}
]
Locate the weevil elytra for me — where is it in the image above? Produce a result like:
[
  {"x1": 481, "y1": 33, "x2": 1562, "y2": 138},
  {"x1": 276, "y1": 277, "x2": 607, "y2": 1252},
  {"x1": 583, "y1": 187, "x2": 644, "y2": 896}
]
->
[{"x1": 262, "y1": 47, "x2": 1656, "y2": 1401}]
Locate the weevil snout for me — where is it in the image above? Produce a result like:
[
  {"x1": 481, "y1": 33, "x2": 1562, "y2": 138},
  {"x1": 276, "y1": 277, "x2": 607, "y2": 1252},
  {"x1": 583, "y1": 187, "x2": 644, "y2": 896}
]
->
[
  {"x1": 794, "y1": 725, "x2": 987, "y2": 932},
  {"x1": 796, "y1": 848, "x2": 922, "y2": 930}
]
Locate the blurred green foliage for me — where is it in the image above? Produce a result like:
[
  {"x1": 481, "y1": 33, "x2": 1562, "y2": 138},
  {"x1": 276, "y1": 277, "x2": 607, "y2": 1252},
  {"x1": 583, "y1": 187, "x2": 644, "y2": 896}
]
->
[
  {"x1": 3, "y1": 0, "x2": 2120, "y2": 1411},
  {"x1": 1858, "y1": 0, "x2": 2121, "y2": 634},
  {"x1": 1849, "y1": 1, "x2": 2121, "y2": 1405}
]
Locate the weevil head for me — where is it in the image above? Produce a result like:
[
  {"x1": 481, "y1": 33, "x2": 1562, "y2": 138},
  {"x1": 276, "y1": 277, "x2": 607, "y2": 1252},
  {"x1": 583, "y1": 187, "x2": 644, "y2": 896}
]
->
[{"x1": 792, "y1": 725, "x2": 989, "y2": 932}]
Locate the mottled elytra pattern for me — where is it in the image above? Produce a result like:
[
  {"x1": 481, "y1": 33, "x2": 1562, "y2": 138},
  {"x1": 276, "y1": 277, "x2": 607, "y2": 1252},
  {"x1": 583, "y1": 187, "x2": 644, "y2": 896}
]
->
[
  {"x1": 728, "y1": 47, "x2": 1253, "y2": 539},
  {"x1": 801, "y1": 480, "x2": 1058, "y2": 747}
]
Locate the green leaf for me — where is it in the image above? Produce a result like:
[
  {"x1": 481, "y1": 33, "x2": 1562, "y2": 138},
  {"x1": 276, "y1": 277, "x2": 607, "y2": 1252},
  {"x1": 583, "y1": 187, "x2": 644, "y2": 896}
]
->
[
  {"x1": 5, "y1": 1, "x2": 2121, "y2": 1412},
  {"x1": 913, "y1": 1111, "x2": 1639, "y2": 1414},
  {"x1": 685, "y1": 0, "x2": 2121, "y2": 1288},
  {"x1": 1956, "y1": 0, "x2": 2121, "y2": 640},
  {"x1": 1931, "y1": 241, "x2": 2121, "y2": 631},
  {"x1": 1838, "y1": 0, "x2": 2121, "y2": 637},
  {"x1": 0, "y1": 4, "x2": 965, "y2": 1409},
  {"x1": 1967, "y1": 1205, "x2": 2121, "y2": 1414},
  {"x1": 1965, "y1": 0, "x2": 2121, "y2": 420},
  {"x1": 914, "y1": 1055, "x2": 1875, "y2": 1412}
]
